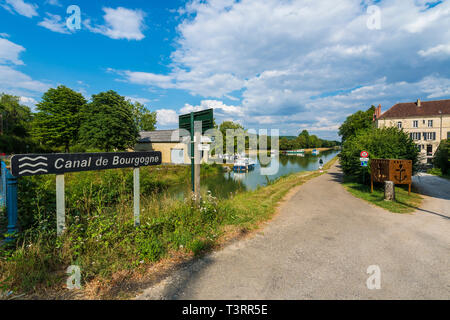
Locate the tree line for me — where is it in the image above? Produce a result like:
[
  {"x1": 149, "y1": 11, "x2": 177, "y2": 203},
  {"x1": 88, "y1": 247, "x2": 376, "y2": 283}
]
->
[
  {"x1": 279, "y1": 130, "x2": 340, "y2": 150},
  {"x1": 0, "y1": 86, "x2": 157, "y2": 154}
]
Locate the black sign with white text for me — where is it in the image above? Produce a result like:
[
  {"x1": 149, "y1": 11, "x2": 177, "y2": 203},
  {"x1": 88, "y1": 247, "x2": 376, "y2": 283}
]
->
[{"x1": 11, "y1": 151, "x2": 162, "y2": 177}]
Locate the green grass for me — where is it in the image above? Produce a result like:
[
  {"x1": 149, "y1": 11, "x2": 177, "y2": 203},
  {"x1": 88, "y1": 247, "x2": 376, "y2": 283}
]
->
[
  {"x1": 427, "y1": 168, "x2": 450, "y2": 180},
  {"x1": 342, "y1": 177, "x2": 422, "y2": 213},
  {"x1": 0, "y1": 159, "x2": 328, "y2": 298}
]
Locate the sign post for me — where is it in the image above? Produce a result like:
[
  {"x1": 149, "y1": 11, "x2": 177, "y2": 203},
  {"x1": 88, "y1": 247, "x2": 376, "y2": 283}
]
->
[
  {"x1": 194, "y1": 121, "x2": 202, "y2": 201},
  {"x1": 133, "y1": 167, "x2": 140, "y2": 226},
  {"x1": 11, "y1": 151, "x2": 162, "y2": 236},
  {"x1": 56, "y1": 174, "x2": 65, "y2": 236},
  {"x1": 360, "y1": 151, "x2": 369, "y2": 184},
  {"x1": 179, "y1": 109, "x2": 214, "y2": 198}
]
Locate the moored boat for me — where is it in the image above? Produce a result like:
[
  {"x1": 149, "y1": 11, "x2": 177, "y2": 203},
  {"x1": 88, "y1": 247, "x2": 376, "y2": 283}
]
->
[{"x1": 233, "y1": 157, "x2": 256, "y2": 172}]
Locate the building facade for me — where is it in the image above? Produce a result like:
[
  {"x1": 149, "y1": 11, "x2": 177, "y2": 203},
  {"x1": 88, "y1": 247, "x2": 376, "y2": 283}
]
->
[
  {"x1": 134, "y1": 129, "x2": 209, "y2": 165},
  {"x1": 374, "y1": 99, "x2": 450, "y2": 163}
]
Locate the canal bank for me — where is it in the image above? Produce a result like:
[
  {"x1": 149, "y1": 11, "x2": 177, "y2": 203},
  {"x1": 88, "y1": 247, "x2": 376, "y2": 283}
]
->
[
  {"x1": 164, "y1": 149, "x2": 340, "y2": 200},
  {"x1": 0, "y1": 154, "x2": 339, "y2": 299}
]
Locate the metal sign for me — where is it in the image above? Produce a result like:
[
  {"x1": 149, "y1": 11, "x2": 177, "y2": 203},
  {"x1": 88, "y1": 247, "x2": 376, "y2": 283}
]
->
[
  {"x1": 360, "y1": 157, "x2": 370, "y2": 162},
  {"x1": 11, "y1": 151, "x2": 162, "y2": 177},
  {"x1": 360, "y1": 151, "x2": 369, "y2": 158},
  {"x1": 361, "y1": 161, "x2": 368, "y2": 167},
  {"x1": 179, "y1": 108, "x2": 214, "y2": 134},
  {"x1": 370, "y1": 159, "x2": 412, "y2": 194},
  {"x1": 198, "y1": 144, "x2": 210, "y2": 151}
]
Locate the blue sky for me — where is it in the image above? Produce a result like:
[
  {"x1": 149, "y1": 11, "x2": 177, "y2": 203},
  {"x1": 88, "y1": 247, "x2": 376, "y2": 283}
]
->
[{"x1": 1, "y1": 0, "x2": 449, "y2": 140}]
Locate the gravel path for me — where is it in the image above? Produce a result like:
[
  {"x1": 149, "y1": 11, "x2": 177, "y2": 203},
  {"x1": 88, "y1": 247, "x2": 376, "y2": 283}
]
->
[{"x1": 137, "y1": 163, "x2": 450, "y2": 300}]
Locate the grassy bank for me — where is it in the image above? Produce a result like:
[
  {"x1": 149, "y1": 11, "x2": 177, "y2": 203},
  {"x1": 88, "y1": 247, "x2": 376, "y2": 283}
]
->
[
  {"x1": 342, "y1": 177, "x2": 422, "y2": 213},
  {"x1": 0, "y1": 158, "x2": 332, "y2": 299}
]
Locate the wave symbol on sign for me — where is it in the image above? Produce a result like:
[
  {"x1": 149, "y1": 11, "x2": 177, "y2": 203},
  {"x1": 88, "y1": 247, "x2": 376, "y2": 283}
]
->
[{"x1": 18, "y1": 156, "x2": 48, "y2": 175}]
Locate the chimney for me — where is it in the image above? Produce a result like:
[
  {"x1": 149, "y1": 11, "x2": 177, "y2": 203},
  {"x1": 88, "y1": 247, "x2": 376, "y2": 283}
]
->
[
  {"x1": 416, "y1": 99, "x2": 421, "y2": 107},
  {"x1": 373, "y1": 104, "x2": 381, "y2": 121}
]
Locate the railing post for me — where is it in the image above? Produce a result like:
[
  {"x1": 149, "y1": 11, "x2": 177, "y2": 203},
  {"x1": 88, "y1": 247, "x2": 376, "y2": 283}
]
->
[{"x1": 5, "y1": 167, "x2": 18, "y2": 239}]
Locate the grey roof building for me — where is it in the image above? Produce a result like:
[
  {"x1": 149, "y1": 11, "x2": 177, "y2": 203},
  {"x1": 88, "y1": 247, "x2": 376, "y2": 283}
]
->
[{"x1": 138, "y1": 129, "x2": 180, "y2": 143}]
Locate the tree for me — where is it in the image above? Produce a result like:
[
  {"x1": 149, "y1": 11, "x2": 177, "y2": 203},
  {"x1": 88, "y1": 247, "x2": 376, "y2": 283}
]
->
[
  {"x1": 0, "y1": 94, "x2": 32, "y2": 137},
  {"x1": 79, "y1": 90, "x2": 139, "y2": 151},
  {"x1": 219, "y1": 121, "x2": 245, "y2": 153},
  {"x1": 33, "y1": 85, "x2": 86, "y2": 152},
  {"x1": 0, "y1": 93, "x2": 38, "y2": 154},
  {"x1": 338, "y1": 105, "x2": 376, "y2": 142},
  {"x1": 130, "y1": 101, "x2": 157, "y2": 131},
  {"x1": 433, "y1": 139, "x2": 449, "y2": 175},
  {"x1": 339, "y1": 127, "x2": 419, "y2": 183}
]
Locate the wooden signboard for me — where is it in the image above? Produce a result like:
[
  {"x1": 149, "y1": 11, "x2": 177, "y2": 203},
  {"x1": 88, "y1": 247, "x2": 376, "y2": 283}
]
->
[{"x1": 370, "y1": 159, "x2": 412, "y2": 194}]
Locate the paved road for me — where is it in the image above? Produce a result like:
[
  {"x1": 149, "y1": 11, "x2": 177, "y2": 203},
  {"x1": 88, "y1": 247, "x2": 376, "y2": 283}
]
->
[{"x1": 138, "y1": 164, "x2": 450, "y2": 300}]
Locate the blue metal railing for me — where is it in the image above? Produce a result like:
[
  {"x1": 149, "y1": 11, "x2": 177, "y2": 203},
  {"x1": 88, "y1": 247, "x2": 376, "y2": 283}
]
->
[{"x1": 1, "y1": 161, "x2": 18, "y2": 239}]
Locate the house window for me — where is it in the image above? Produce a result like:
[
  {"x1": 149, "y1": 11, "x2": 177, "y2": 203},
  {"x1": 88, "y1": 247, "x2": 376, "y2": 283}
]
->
[
  {"x1": 423, "y1": 132, "x2": 436, "y2": 141},
  {"x1": 397, "y1": 121, "x2": 402, "y2": 129},
  {"x1": 410, "y1": 132, "x2": 420, "y2": 140},
  {"x1": 428, "y1": 120, "x2": 433, "y2": 127},
  {"x1": 413, "y1": 120, "x2": 418, "y2": 128},
  {"x1": 448, "y1": 132, "x2": 450, "y2": 139}
]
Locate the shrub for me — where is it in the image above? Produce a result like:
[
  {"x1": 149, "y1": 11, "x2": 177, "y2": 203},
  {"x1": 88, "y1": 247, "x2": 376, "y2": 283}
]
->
[
  {"x1": 339, "y1": 127, "x2": 419, "y2": 183},
  {"x1": 433, "y1": 139, "x2": 449, "y2": 175}
]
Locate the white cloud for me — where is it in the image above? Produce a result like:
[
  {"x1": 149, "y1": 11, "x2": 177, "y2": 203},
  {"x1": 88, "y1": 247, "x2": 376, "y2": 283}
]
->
[
  {"x1": 85, "y1": 7, "x2": 146, "y2": 41},
  {"x1": 0, "y1": 65, "x2": 50, "y2": 93},
  {"x1": 38, "y1": 13, "x2": 70, "y2": 34},
  {"x1": 0, "y1": 37, "x2": 25, "y2": 65},
  {"x1": 0, "y1": 33, "x2": 10, "y2": 38},
  {"x1": 19, "y1": 96, "x2": 37, "y2": 108},
  {"x1": 0, "y1": 38, "x2": 50, "y2": 101},
  {"x1": 114, "y1": 0, "x2": 450, "y2": 137},
  {"x1": 125, "y1": 96, "x2": 151, "y2": 105},
  {"x1": 156, "y1": 109, "x2": 178, "y2": 126},
  {"x1": 418, "y1": 44, "x2": 450, "y2": 58},
  {"x1": 3, "y1": 0, "x2": 38, "y2": 18},
  {"x1": 45, "y1": 0, "x2": 61, "y2": 6},
  {"x1": 180, "y1": 100, "x2": 244, "y2": 117}
]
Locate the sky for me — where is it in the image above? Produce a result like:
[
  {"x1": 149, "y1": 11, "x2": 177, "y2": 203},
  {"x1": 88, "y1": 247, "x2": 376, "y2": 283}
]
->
[{"x1": 0, "y1": 0, "x2": 449, "y2": 140}]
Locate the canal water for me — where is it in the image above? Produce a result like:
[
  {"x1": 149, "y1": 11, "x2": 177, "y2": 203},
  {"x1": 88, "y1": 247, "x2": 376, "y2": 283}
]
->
[{"x1": 165, "y1": 149, "x2": 340, "y2": 200}]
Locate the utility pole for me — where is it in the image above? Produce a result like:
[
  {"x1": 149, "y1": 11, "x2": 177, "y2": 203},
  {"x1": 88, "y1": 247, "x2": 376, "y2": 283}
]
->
[{"x1": 439, "y1": 110, "x2": 442, "y2": 141}]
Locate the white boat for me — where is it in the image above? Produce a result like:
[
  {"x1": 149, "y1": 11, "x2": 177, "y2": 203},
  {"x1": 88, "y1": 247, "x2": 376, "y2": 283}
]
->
[{"x1": 233, "y1": 157, "x2": 256, "y2": 172}]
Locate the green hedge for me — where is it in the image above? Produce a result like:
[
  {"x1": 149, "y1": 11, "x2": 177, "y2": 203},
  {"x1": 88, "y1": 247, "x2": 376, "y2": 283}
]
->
[
  {"x1": 433, "y1": 139, "x2": 449, "y2": 174},
  {"x1": 339, "y1": 127, "x2": 419, "y2": 183}
]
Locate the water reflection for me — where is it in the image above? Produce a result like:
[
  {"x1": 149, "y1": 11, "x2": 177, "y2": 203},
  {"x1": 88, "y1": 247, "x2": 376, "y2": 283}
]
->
[{"x1": 162, "y1": 149, "x2": 339, "y2": 200}]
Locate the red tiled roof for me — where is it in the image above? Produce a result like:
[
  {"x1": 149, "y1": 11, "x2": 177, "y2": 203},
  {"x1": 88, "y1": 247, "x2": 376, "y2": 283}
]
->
[{"x1": 378, "y1": 99, "x2": 450, "y2": 119}]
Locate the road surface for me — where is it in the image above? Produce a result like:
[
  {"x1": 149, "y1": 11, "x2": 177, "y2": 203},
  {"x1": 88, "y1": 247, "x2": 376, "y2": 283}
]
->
[{"x1": 137, "y1": 164, "x2": 450, "y2": 300}]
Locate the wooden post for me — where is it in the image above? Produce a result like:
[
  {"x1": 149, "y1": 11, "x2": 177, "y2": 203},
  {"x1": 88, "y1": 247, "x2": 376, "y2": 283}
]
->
[
  {"x1": 134, "y1": 167, "x2": 140, "y2": 226},
  {"x1": 56, "y1": 174, "x2": 65, "y2": 236},
  {"x1": 194, "y1": 121, "x2": 201, "y2": 202},
  {"x1": 408, "y1": 183, "x2": 411, "y2": 196},
  {"x1": 371, "y1": 176, "x2": 374, "y2": 193}
]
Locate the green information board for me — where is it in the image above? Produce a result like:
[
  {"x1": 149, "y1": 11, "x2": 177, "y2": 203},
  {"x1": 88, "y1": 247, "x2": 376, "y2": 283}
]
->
[{"x1": 179, "y1": 108, "x2": 214, "y2": 134}]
